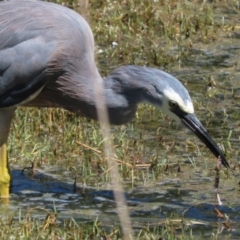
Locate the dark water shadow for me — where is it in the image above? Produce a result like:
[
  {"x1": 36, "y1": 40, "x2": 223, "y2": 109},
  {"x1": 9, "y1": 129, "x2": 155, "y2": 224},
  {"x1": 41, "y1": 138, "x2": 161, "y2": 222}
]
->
[
  {"x1": 0, "y1": 167, "x2": 238, "y2": 239},
  {"x1": 11, "y1": 169, "x2": 75, "y2": 194}
]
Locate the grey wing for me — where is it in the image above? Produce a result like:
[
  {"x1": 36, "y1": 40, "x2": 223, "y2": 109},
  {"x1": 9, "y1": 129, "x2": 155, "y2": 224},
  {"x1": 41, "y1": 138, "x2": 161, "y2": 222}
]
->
[
  {"x1": 0, "y1": 2, "x2": 58, "y2": 108},
  {"x1": 0, "y1": 38, "x2": 56, "y2": 108}
]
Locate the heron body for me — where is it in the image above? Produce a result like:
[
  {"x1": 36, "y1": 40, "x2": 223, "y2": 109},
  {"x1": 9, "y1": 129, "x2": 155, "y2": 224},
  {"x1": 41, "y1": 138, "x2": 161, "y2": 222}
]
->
[{"x1": 0, "y1": 0, "x2": 229, "y2": 198}]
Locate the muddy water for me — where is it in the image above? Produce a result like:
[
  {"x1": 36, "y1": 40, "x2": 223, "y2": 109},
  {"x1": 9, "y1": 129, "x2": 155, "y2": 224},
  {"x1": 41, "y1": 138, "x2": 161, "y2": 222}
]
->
[
  {"x1": 1, "y1": 6, "x2": 240, "y2": 240},
  {"x1": 2, "y1": 163, "x2": 240, "y2": 239}
]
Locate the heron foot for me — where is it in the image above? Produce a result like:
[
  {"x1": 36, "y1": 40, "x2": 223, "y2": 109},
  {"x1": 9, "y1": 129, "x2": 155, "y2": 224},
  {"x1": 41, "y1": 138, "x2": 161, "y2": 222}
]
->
[{"x1": 0, "y1": 144, "x2": 11, "y2": 198}]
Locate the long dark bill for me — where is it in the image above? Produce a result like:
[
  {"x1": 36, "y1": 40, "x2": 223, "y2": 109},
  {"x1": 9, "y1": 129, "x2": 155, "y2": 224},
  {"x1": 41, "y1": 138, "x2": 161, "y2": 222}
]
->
[{"x1": 181, "y1": 113, "x2": 230, "y2": 168}]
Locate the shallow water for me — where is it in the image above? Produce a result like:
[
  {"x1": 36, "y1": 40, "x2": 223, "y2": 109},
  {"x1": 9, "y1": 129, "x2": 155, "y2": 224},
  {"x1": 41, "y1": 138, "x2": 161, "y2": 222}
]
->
[
  {"x1": 2, "y1": 165, "x2": 239, "y2": 239},
  {"x1": 2, "y1": 2, "x2": 240, "y2": 239}
]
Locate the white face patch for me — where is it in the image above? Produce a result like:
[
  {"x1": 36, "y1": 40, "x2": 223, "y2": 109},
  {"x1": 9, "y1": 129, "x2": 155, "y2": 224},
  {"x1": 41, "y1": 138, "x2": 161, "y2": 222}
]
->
[
  {"x1": 159, "y1": 88, "x2": 194, "y2": 123},
  {"x1": 163, "y1": 88, "x2": 194, "y2": 113}
]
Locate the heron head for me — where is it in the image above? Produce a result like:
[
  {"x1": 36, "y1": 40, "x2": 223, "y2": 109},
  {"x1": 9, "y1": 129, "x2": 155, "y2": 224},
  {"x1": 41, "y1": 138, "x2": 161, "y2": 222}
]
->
[
  {"x1": 151, "y1": 71, "x2": 229, "y2": 168},
  {"x1": 160, "y1": 86, "x2": 194, "y2": 122}
]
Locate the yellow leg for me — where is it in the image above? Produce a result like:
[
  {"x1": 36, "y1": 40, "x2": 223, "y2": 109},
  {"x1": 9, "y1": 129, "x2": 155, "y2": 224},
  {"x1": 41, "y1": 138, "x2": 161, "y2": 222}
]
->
[
  {"x1": 0, "y1": 143, "x2": 11, "y2": 198},
  {"x1": 0, "y1": 108, "x2": 15, "y2": 200}
]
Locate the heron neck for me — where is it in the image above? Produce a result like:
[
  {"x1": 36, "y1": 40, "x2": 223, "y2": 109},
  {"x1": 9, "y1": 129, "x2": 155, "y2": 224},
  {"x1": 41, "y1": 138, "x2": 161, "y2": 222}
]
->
[
  {"x1": 65, "y1": 82, "x2": 139, "y2": 125},
  {"x1": 23, "y1": 66, "x2": 147, "y2": 125}
]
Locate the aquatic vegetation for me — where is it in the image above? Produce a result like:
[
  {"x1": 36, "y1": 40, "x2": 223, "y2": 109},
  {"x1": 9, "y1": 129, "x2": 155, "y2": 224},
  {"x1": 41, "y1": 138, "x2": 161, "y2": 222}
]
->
[{"x1": 2, "y1": 0, "x2": 239, "y2": 239}]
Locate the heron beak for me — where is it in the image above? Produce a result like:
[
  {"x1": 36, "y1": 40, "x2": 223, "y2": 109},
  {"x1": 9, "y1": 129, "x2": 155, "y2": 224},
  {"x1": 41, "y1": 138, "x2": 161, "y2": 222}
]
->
[{"x1": 180, "y1": 113, "x2": 229, "y2": 168}]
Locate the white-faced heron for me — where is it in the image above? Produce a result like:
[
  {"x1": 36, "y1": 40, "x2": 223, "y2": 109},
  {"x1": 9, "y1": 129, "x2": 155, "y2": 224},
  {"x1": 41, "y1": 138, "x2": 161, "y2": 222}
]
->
[{"x1": 0, "y1": 0, "x2": 229, "y2": 198}]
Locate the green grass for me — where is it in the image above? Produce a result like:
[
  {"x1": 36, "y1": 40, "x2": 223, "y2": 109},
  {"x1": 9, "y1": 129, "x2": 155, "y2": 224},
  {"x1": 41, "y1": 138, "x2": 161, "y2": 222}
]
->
[
  {"x1": 2, "y1": 0, "x2": 238, "y2": 239},
  {"x1": 0, "y1": 208, "x2": 201, "y2": 240}
]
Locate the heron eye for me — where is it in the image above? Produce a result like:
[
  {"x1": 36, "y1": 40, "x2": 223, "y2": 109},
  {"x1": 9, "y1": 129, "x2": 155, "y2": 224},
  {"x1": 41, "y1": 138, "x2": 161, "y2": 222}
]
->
[{"x1": 169, "y1": 101, "x2": 177, "y2": 108}]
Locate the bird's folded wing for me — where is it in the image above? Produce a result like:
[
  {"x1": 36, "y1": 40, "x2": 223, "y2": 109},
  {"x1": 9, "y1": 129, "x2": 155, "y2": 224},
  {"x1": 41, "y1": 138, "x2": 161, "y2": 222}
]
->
[{"x1": 0, "y1": 37, "x2": 57, "y2": 108}]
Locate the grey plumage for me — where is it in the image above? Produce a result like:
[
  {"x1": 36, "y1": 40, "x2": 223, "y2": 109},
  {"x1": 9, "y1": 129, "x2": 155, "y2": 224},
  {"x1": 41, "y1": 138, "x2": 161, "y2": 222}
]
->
[{"x1": 0, "y1": 0, "x2": 229, "y2": 200}]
